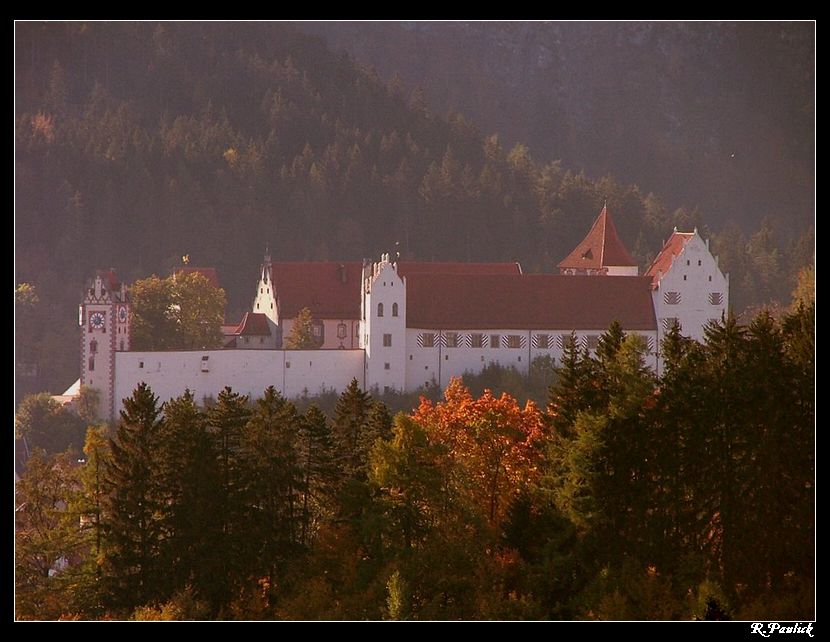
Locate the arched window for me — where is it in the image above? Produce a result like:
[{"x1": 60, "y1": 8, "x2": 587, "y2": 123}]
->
[
  {"x1": 377, "y1": 302, "x2": 384, "y2": 317},
  {"x1": 392, "y1": 302, "x2": 399, "y2": 317}
]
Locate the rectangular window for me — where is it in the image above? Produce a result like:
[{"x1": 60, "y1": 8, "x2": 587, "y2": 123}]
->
[
  {"x1": 445, "y1": 332, "x2": 459, "y2": 348},
  {"x1": 139, "y1": 361, "x2": 144, "y2": 369},
  {"x1": 470, "y1": 333, "x2": 484, "y2": 348},
  {"x1": 384, "y1": 362, "x2": 390, "y2": 370},
  {"x1": 507, "y1": 335, "x2": 522, "y2": 349},
  {"x1": 286, "y1": 361, "x2": 291, "y2": 368},
  {"x1": 490, "y1": 335, "x2": 501, "y2": 349},
  {"x1": 88, "y1": 357, "x2": 94, "y2": 372},
  {"x1": 312, "y1": 324, "x2": 322, "y2": 337},
  {"x1": 383, "y1": 333, "x2": 392, "y2": 347},
  {"x1": 646, "y1": 337, "x2": 656, "y2": 354},
  {"x1": 535, "y1": 334, "x2": 549, "y2": 349},
  {"x1": 420, "y1": 333, "x2": 435, "y2": 348},
  {"x1": 201, "y1": 356, "x2": 209, "y2": 372},
  {"x1": 585, "y1": 335, "x2": 600, "y2": 351},
  {"x1": 337, "y1": 323, "x2": 347, "y2": 339},
  {"x1": 709, "y1": 292, "x2": 723, "y2": 305},
  {"x1": 557, "y1": 334, "x2": 572, "y2": 350},
  {"x1": 664, "y1": 291, "x2": 681, "y2": 305}
]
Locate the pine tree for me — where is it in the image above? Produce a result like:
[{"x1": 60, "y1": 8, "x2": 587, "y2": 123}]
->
[
  {"x1": 285, "y1": 307, "x2": 319, "y2": 349},
  {"x1": 299, "y1": 404, "x2": 338, "y2": 545},
  {"x1": 239, "y1": 386, "x2": 302, "y2": 599},
  {"x1": 102, "y1": 383, "x2": 165, "y2": 611},
  {"x1": 206, "y1": 386, "x2": 251, "y2": 610},
  {"x1": 333, "y1": 378, "x2": 373, "y2": 479},
  {"x1": 157, "y1": 390, "x2": 220, "y2": 604}
]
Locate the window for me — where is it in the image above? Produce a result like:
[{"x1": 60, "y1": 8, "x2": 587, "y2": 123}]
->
[
  {"x1": 88, "y1": 357, "x2": 94, "y2": 371},
  {"x1": 683, "y1": 275, "x2": 687, "y2": 281},
  {"x1": 312, "y1": 324, "x2": 322, "y2": 338},
  {"x1": 686, "y1": 260, "x2": 690, "y2": 266},
  {"x1": 257, "y1": 303, "x2": 260, "y2": 309},
  {"x1": 260, "y1": 288, "x2": 263, "y2": 294},
  {"x1": 664, "y1": 291, "x2": 681, "y2": 305},
  {"x1": 337, "y1": 323, "x2": 347, "y2": 339},
  {"x1": 383, "y1": 333, "x2": 392, "y2": 347},
  {"x1": 356, "y1": 325, "x2": 360, "y2": 337},
  {"x1": 392, "y1": 302, "x2": 399, "y2": 317},
  {"x1": 201, "y1": 356, "x2": 210, "y2": 372},
  {"x1": 420, "y1": 333, "x2": 435, "y2": 348},
  {"x1": 557, "y1": 334, "x2": 572, "y2": 350},
  {"x1": 139, "y1": 361, "x2": 144, "y2": 369},
  {"x1": 698, "y1": 260, "x2": 702, "y2": 266},
  {"x1": 507, "y1": 335, "x2": 522, "y2": 349},
  {"x1": 470, "y1": 333, "x2": 484, "y2": 348},
  {"x1": 709, "y1": 292, "x2": 723, "y2": 305},
  {"x1": 384, "y1": 363, "x2": 390, "y2": 370},
  {"x1": 662, "y1": 318, "x2": 679, "y2": 332},
  {"x1": 585, "y1": 335, "x2": 600, "y2": 351},
  {"x1": 646, "y1": 337, "x2": 656, "y2": 354},
  {"x1": 244, "y1": 337, "x2": 250, "y2": 344},
  {"x1": 708, "y1": 276, "x2": 712, "y2": 282},
  {"x1": 90, "y1": 339, "x2": 98, "y2": 354},
  {"x1": 259, "y1": 337, "x2": 264, "y2": 344},
  {"x1": 286, "y1": 361, "x2": 291, "y2": 368},
  {"x1": 491, "y1": 335, "x2": 501, "y2": 349},
  {"x1": 377, "y1": 302, "x2": 384, "y2": 317},
  {"x1": 535, "y1": 334, "x2": 549, "y2": 349},
  {"x1": 409, "y1": 355, "x2": 413, "y2": 360},
  {"x1": 270, "y1": 302, "x2": 273, "y2": 309},
  {"x1": 120, "y1": 340, "x2": 125, "y2": 351},
  {"x1": 446, "y1": 332, "x2": 459, "y2": 348}
]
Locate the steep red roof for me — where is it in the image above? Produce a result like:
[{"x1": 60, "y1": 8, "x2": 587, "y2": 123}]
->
[
  {"x1": 558, "y1": 205, "x2": 638, "y2": 270},
  {"x1": 269, "y1": 261, "x2": 523, "y2": 320},
  {"x1": 406, "y1": 274, "x2": 657, "y2": 331},
  {"x1": 234, "y1": 312, "x2": 271, "y2": 336},
  {"x1": 172, "y1": 267, "x2": 221, "y2": 288},
  {"x1": 645, "y1": 231, "x2": 694, "y2": 286}
]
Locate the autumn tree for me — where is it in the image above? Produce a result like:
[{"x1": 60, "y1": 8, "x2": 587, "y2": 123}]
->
[
  {"x1": 15, "y1": 450, "x2": 85, "y2": 620},
  {"x1": 15, "y1": 392, "x2": 87, "y2": 454},
  {"x1": 413, "y1": 378, "x2": 546, "y2": 525},
  {"x1": 285, "y1": 306, "x2": 319, "y2": 349}
]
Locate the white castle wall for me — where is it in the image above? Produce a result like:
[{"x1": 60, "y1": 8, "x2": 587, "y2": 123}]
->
[
  {"x1": 114, "y1": 349, "x2": 364, "y2": 410},
  {"x1": 405, "y1": 328, "x2": 659, "y2": 388}
]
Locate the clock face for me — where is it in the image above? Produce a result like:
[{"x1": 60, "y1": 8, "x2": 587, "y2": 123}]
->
[
  {"x1": 90, "y1": 312, "x2": 106, "y2": 330},
  {"x1": 118, "y1": 306, "x2": 128, "y2": 323}
]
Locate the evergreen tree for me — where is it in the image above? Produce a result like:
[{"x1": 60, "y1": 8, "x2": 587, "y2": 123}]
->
[
  {"x1": 239, "y1": 386, "x2": 302, "y2": 600},
  {"x1": 333, "y1": 378, "x2": 373, "y2": 479},
  {"x1": 157, "y1": 390, "x2": 220, "y2": 605},
  {"x1": 206, "y1": 386, "x2": 252, "y2": 610},
  {"x1": 102, "y1": 383, "x2": 165, "y2": 611},
  {"x1": 299, "y1": 404, "x2": 338, "y2": 545},
  {"x1": 285, "y1": 307, "x2": 319, "y2": 349}
]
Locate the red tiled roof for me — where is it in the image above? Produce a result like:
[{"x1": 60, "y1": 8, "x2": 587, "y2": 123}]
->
[
  {"x1": 397, "y1": 261, "x2": 522, "y2": 276},
  {"x1": 269, "y1": 261, "x2": 523, "y2": 320},
  {"x1": 558, "y1": 205, "x2": 638, "y2": 270},
  {"x1": 172, "y1": 267, "x2": 221, "y2": 288},
  {"x1": 645, "y1": 231, "x2": 694, "y2": 286},
  {"x1": 234, "y1": 312, "x2": 271, "y2": 336},
  {"x1": 270, "y1": 262, "x2": 364, "y2": 319},
  {"x1": 406, "y1": 274, "x2": 657, "y2": 331}
]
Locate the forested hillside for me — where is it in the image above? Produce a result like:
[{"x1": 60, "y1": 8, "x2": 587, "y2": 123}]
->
[{"x1": 15, "y1": 22, "x2": 813, "y2": 397}]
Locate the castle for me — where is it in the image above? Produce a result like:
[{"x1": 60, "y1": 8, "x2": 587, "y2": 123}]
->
[{"x1": 76, "y1": 206, "x2": 729, "y2": 420}]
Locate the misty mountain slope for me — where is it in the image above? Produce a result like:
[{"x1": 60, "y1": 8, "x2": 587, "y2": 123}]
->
[{"x1": 298, "y1": 21, "x2": 814, "y2": 235}]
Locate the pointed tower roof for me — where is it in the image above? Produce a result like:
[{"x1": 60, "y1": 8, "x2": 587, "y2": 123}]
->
[{"x1": 558, "y1": 204, "x2": 638, "y2": 270}]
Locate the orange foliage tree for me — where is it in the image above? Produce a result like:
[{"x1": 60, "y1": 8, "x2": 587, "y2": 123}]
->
[{"x1": 412, "y1": 378, "x2": 546, "y2": 525}]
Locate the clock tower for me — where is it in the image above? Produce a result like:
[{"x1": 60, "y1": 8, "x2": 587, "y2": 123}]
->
[{"x1": 80, "y1": 269, "x2": 130, "y2": 421}]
